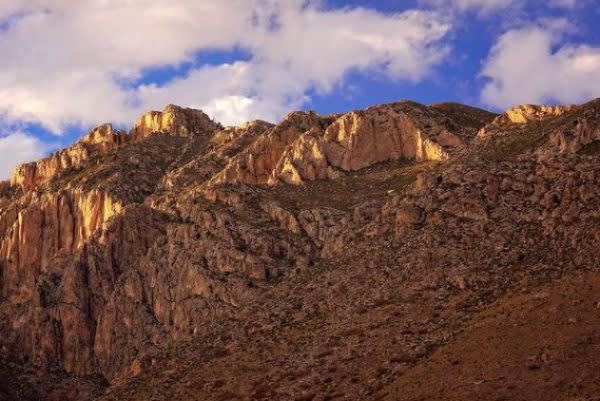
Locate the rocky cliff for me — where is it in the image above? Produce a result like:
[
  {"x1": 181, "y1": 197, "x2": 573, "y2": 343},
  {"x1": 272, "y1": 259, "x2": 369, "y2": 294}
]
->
[
  {"x1": 129, "y1": 104, "x2": 221, "y2": 141},
  {"x1": 9, "y1": 124, "x2": 127, "y2": 191},
  {"x1": 1, "y1": 99, "x2": 600, "y2": 401},
  {"x1": 211, "y1": 101, "x2": 472, "y2": 186}
]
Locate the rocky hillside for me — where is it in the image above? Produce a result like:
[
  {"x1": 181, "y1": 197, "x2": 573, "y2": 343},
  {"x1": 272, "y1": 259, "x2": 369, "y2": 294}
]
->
[{"x1": 1, "y1": 99, "x2": 600, "y2": 401}]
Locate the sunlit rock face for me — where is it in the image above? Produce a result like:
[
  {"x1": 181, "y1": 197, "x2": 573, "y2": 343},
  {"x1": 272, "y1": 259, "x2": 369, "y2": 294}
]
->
[
  {"x1": 505, "y1": 104, "x2": 574, "y2": 123},
  {"x1": 9, "y1": 124, "x2": 127, "y2": 191},
  {"x1": 8, "y1": 106, "x2": 219, "y2": 192},
  {"x1": 1, "y1": 189, "x2": 121, "y2": 271},
  {"x1": 0, "y1": 187, "x2": 123, "y2": 375},
  {"x1": 478, "y1": 104, "x2": 575, "y2": 139},
  {"x1": 129, "y1": 104, "x2": 220, "y2": 141},
  {"x1": 475, "y1": 100, "x2": 600, "y2": 155},
  {"x1": 270, "y1": 103, "x2": 464, "y2": 185},
  {"x1": 212, "y1": 101, "x2": 469, "y2": 186},
  {"x1": 210, "y1": 110, "x2": 328, "y2": 186}
]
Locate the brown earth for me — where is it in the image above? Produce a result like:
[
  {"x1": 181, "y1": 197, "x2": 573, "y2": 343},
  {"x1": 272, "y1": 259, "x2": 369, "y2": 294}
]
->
[
  {"x1": 389, "y1": 272, "x2": 600, "y2": 401},
  {"x1": 1, "y1": 98, "x2": 600, "y2": 401}
]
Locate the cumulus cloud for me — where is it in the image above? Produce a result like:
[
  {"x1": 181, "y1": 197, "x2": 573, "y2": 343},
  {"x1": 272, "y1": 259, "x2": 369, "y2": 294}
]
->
[
  {"x1": 480, "y1": 21, "x2": 600, "y2": 109},
  {"x1": 0, "y1": 0, "x2": 450, "y2": 132},
  {"x1": 0, "y1": 132, "x2": 53, "y2": 179}
]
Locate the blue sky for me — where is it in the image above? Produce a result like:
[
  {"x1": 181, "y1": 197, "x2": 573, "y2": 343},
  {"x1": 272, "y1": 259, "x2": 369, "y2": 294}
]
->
[{"x1": 0, "y1": 0, "x2": 599, "y2": 178}]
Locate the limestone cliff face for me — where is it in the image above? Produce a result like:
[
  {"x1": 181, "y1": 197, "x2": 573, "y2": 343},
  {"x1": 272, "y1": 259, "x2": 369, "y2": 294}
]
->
[
  {"x1": 505, "y1": 104, "x2": 574, "y2": 123},
  {"x1": 270, "y1": 128, "x2": 340, "y2": 185},
  {"x1": 9, "y1": 124, "x2": 127, "y2": 191},
  {"x1": 549, "y1": 117, "x2": 600, "y2": 153},
  {"x1": 476, "y1": 100, "x2": 600, "y2": 155},
  {"x1": 213, "y1": 102, "x2": 468, "y2": 186},
  {"x1": 0, "y1": 183, "x2": 313, "y2": 382},
  {"x1": 0, "y1": 187, "x2": 123, "y2": 376},
  {"x1": 270, "y1": 102, "x2": 465, "y2": 185},
  {"x1": 92, "y1": 195, "x2": 313, "y2": 381},
  {"x1": 0, "y1": 188, "x2": 121, "y2": 298},
  {"x1": 161, "y1": 119, "x2": 275, "y2": 190},
  {"x1": 129, "y1": 104, "x2": 220, "y2": 141},
  {"x1": 210, "y1": 111, "x2": 329, "y2": 185},
  {"x1": 0, "y1": 105, "x2": 218, "y2": 379},
  {"x1": 478, "y1": 104, "x2": 574, "y2": 139},
  {"x1": 0, "y1": 105, "x2": 316, "y2": 383}
]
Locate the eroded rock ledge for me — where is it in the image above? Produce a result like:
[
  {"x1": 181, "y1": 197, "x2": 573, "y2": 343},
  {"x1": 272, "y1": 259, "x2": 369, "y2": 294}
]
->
[
  {"x1": 212, "y1": 101, "x2": 473, "y2": 186},
  {"x1": 129, "y1": 104, "x2": 221, "y2": 141},
  {"x1": 10, "y1": 124, "x2": 126, "y2": 191},
  {"x1": 8, "y1": 105, "x2": 221, "y2": 192}
]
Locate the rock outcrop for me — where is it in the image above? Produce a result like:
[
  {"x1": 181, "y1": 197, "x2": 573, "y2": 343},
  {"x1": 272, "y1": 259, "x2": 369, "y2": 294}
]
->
[
  {"x1": 161, "y1": 119, "x2": 275, "y2": 190},
  {"x1": 129, "y1": 104, "x2": 221, "y2": 141},
  {"x1": 0, "y1": 188, "x2": 123, "y2": 377},
  {"x1": 478, "y1": 104, "x2": 574, "y2": 139},
  {"x1": 213, "y1": 102, "x2": 471, "y2": 186},
  {"x1": 211, "y1": 111, "x2": 329, "y2": 185},
  {"x1": 476, "y1": 99, "x2": 600, "y2": 156},
  {"x1": 505, "y1": 104, "x2": 574, "y2": 123},
  {"x1": 9, "y1": 124, "x2": 127, "y2": 191},
  {"x1": 270, "y1": 102, "x2": 467, "y2": 185},
  {"x1": 547, "y1": 100, "x2": 600, "y2": 153}
]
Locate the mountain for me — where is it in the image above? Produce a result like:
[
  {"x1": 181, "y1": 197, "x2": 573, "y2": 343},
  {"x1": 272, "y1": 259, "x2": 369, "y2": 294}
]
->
[{"x1": 1, "y1": 99, "x2": 599, "y2": 401}]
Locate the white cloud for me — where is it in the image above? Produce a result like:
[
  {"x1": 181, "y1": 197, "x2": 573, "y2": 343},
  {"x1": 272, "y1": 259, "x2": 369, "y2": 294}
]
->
[
  {"x1": 480, "y1": 22, "x2": 600, "y2": 109},
  {"x1": 0, "y1": 132, "x2": 53, "y2": 180},
  {"x1": 0, "y1": 0, "x2": 450, "y2": 132}
]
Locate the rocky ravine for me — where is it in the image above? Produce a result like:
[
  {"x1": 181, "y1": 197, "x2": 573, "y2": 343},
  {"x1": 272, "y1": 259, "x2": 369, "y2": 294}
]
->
[{"x1": 1, "y1": 100, "x2": 600, "y2": 401}]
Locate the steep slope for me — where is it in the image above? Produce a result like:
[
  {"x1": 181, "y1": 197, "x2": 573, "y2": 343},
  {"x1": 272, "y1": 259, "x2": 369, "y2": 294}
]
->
[
  {"x1": 1, "y1": 99, "x2": 600, "y2": 401},
  {"x1": 99, "y1": 134, "x2": 600, "y2": 401},
  {"x1": 430, "y1": 101, "x2": 497, "y2": 130},
  {"x1": 387, "y1": 272, "x2": 600, "y2": 401},
  {"x1": 9, "y1": 124, "x2": 127, "y2": 190},
  {"x1": 0, "y1": 105, "x2": 220, "y2": 381},
  {"x1": 211, "y1": 101, "x2": 479, "y2": 186}
]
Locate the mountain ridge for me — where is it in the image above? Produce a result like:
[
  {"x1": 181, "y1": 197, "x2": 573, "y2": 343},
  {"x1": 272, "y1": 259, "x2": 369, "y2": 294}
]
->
[{"x1": 1, "y1": 98, "x2": 600, "y2": 401}]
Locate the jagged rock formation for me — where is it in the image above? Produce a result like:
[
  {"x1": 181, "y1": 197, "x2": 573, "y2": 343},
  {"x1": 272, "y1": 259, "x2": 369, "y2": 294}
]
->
[
  {"x1": 211, "y1": 102, "x2": 475, "y2": 186},
  {"x1": 2, "y1": 98, "x2": 600, "y2": 401},
  {"x1": 0, "y1": 188, "x2": 121, "y2": 374},
  {"x1": 547, "y1": 104, "x2": 600, "y2": 153},
  {"x1": 9, "y1": 124, "x2": 127, "y2": 191},
  {"x1": 505, "y1": 104, "x2": 574, "y2": 123},
  {"x1": 477, "y1": 104, "x2": 573, "y2": 139},
  {"x1": 476, "y1": 99, "x2": 600, "y2": 156},
  {"x1": 210, "y1": 111, "x2": 330, "y2": 185},
  {"x1": 129, "y1": 104, "x2": 221, "y2": 141}
]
